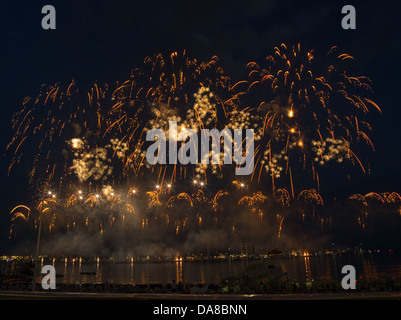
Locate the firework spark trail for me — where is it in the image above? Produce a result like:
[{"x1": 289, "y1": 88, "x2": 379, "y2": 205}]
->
[
  {"x1": 232, "y1": 43, "x2": 380, "y2": 190},
  {"x1": 7, "y1": 46, "x2": 379, "y2": 193},
  {"x1": 6, "y1": 45, "x2": 389, "y2": 254}
]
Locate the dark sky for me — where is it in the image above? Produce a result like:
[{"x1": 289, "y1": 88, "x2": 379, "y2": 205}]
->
[{"x1": 1, "y1": 0, "x2": 400, "y2": 252}]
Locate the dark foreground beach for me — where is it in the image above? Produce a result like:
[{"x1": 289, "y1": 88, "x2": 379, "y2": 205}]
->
[
  {"x1": 1, "y1": 276, "x2": 401, "y2": 300},
  {"x1": 0, "y1": 290, "x2": 401, "y2": 300}
]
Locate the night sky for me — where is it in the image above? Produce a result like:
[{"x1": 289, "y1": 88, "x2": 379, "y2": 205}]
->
[{"x1": 1, "y1": 0, "x2": 400, "y2": 252}]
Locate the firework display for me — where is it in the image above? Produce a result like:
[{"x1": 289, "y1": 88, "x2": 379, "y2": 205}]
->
[{"x1": 7, "y1": 44, "x2": 394, "y2": 256}]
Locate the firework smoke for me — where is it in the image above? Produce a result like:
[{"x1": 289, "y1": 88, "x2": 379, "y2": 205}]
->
[{"x1": 6, "y1": 45, "x2": 390, "y2": 256}]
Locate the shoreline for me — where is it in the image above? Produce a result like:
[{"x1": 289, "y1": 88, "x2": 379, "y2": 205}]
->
[{"x1": 1, "y1": 247, "x2": 396, "y2": 263}]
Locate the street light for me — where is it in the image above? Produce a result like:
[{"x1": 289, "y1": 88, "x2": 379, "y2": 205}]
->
[{"x1": 33, "y1": 188, "x2": 50, "y2": 291}]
